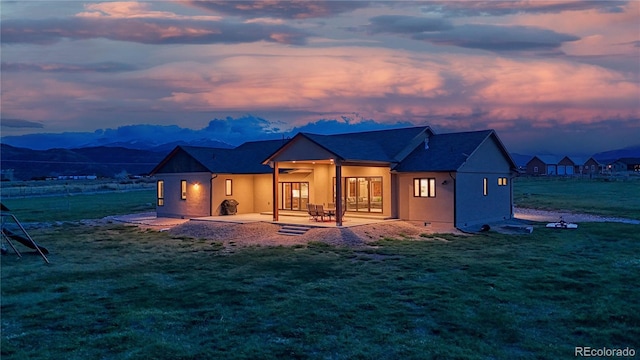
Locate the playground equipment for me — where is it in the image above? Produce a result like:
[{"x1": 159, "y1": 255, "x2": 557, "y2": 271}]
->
[{"x1": 1, "y1": 203, "x2": 50, "y2": 263}]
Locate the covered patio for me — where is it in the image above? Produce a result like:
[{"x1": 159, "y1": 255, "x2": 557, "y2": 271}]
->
[{"x1": 263, "y1": 131, "x2": 410, "y2": 227}]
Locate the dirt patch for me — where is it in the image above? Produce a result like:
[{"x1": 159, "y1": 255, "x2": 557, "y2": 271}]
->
[{"x1": 514, "y1": 207, "x2": 640, "y2": 225}]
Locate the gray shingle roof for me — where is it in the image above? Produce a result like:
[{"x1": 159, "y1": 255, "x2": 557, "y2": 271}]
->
[
  {"x1": 394, "y1": 130, "x2": 496, "y2": 172},
  {"x1": 178, "y1": 139, "x2": 287, "y2": 174},
  {"x1": 532, "y1": 155, "x2": 562, "y2": 165},
  {"x1": 297, "y1": 126, "x2": 431, "y2": 162},
  {"x1": 154, "y1": 127, "x2": 514, "y2": 175}
]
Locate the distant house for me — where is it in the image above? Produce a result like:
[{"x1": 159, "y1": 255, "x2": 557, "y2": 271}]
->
[
  {"x1": 526, "y1": 155, "x2": 602, "y2": 176},
  {"x1": 607, "y1": 158, "x2": 640, "y2": 173},
  {"x1": 526, "y1": 155, "x2": 561, "y2": 175},
  {"x1": 150, "y1": 126, "x2": 518, "y2": 228},
  {"x1": 57, "y1": 175, "x2": 98, "y2": 180},
  {"x1": 569, "y1": 156, "x2": 601, "y2": 175},
  {"x1": 556, "y1": 156, "x2": 576, "y2": 175}
]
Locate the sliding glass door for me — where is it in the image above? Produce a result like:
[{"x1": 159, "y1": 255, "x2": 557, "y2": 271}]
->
[
  {"x1": 337, "y1": 177, "x2": 382, "y2": 213},
  {"x1": 279, "y1": 182, "x2": 309, "y2": 211}
]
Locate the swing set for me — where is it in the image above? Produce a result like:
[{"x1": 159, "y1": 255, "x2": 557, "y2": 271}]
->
[{"x1": 1, "y1": 203, "x2": 50, "y2": 264}]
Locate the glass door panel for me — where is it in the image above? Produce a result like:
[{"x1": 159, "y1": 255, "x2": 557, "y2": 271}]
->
[
  {"x1": 346, "y1": 178, "x2": 357, "y2": 211},
  {"x1": 283, "y1": 183, "x2": 292, "y2": 209},
  {"x1": 300, "y1": 183, "x2": 309, "y2": 210},
  {"x1": 357, "y1": 178, "x2": 369, "y2": 212},
  {"x1": 370, "y1": 177, "x2": 383, "y2": 212},
  {"x1": 292, "y1": 183, "x2": 300, "y2": 210}
]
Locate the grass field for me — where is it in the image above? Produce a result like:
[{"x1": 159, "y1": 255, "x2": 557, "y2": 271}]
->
[
  {"x1": 1, "y1": 222, "x2": 638, "y2": 359},
  {"x1": 1, "y1": 179, "x2": 155, "y2": 198},
  {"x1": 0, "y1": 190, "x2": 155, "y2": 222},
  {"x1": 514, "y1": 177, "x2": 640, "y2": 219},
  {"x1": 1, "y1": 178, "x2": 639, "y2": 359}
]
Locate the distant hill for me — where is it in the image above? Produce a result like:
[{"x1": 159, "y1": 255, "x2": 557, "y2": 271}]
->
[
  {"x1": 84, "y1": 138, "x2": 233, "y2": 152},
  {"x1": 0, "y1": 125, "x2": 235, "y2": 151},
  {"x1": 593, "y1": 145, "x2": 640, "y2": 162},
  {"x1": 0, "y1": 144, "x2": 167, "y2": 180},
  {"x1": 148, "y1": 139, "x2": 234, "y2": 153}
]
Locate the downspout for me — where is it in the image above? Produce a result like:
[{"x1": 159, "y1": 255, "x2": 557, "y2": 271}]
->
[
  {"x1": 449, "y1": 172, "x2": 457, "y2": 228},
  {"x1": 210, "y1": 174, "x2": 218, "y2": 216},
  {"x1": 510, "y1": 171, "x2": 515, "y2": 219}
]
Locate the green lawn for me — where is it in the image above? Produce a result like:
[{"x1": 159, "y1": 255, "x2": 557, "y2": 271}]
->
[
  {"x1": 2, "y1": 223, "x2": 638, "y2": 359},
  {"x1": 0, "y1": 190, "x2": 155, "y2": 222},
  {"x1": 514, "y1": 177, "x2": 640, "y2": 219}
]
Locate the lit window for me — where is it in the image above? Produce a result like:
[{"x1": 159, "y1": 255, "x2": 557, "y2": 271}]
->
[
  {"x1": 413, "y1": 178, "x2": 436, "y2": 198},
  {"x1": 181, "y1": 180, "x2": 187, "y2": 200},
  {"x1": 483, "y1": 178, "x2": 488, "y2": 196},
  {"x1": 157, "y1": 180, "x2": 164, "y2": 206},
  {"x1": 225, "y1": 179, "x2": 233, "y2": 196},
  {"x1": 498, "y1": 177, "x2": 508, "y2": 186}
]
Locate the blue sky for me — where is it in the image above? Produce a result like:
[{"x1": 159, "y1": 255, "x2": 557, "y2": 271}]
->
[{"x1": 1, "y1": 1, "x2": 639, "y2": 154}]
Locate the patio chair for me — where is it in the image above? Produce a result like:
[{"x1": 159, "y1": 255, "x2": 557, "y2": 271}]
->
[
  {"x1": 315, "y1": 204, "x2": 326, "y2": 222},
  {"x1": 307, "y1": 204, "x2": 319, "y2": 221}
]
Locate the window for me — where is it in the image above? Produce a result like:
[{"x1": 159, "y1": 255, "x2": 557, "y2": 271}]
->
[
  {"x1": 483, "y1": 178, "x2": 488, "y2": 196},
  {"x1": 413, "y1": 178, "x2": 436, "y2": 198},
  {"x1": 533, "y1": 166, "x2": 538, "y2": 173},
  {"x1": 181, "y1": 180, "x2": 187, "y2": 200},
  {"x1": 225, "y1": 179, "x2": 233, "y2": 196},
  {"x1": 498, "y1": 177, "x2": 508, "y2": 186},
  {"x1": 157, "y1": 180, "x2": 164, "y2": 206}
]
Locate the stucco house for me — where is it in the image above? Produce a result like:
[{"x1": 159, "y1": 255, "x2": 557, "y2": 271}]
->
[{"x1": 150, "y1": 126, "x2": 518, "y2": 228}]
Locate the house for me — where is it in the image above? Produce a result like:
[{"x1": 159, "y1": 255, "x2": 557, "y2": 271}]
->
[
  {"x1": 150, "y1": 126, "x2": 518, "y2": 228},
  {"x1": 556, "y1": 156, "x2": 576, "y2": 175},
  {"x1": 607, "y1": 158, "x2": 640, "y2": 173},
  {"x1": 526, "y1": 155, "x2": 561, "y2": 175},
  {"x1": 569, "y1": 156, "x2": 601, "y2": 175},
  {"x1": 526, "y1": 155, "x2": 586, "y2": 176}
]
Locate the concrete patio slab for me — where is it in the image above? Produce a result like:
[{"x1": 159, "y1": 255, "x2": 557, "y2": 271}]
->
[{"x1": 191, "y1": 212, "x2": 395, "y2": 228}]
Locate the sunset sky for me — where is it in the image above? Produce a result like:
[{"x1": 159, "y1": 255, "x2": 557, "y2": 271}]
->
[{"x1": 1, "y1": 0, "x2": 639, "y2": 154}]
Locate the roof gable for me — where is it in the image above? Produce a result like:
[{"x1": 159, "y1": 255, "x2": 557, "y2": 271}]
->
[
  {"x1": 394, "y1": 130, "x2": 517, "y2": 172},
  {"x1": 151, "y1": 140, "x2": 288, "y2": 175},
  {"x1": 531, "y1": 155, "x2": 561, "y2": 165},
  {"x1": 613, "y1": 157, "x2": 640, "y2": 165},
  {"x1": 150, "y1": 146, "x2": 214, "y2": 174},
  {"x1": 264, "y1": 126, "x2": 432, "y2": 164}
]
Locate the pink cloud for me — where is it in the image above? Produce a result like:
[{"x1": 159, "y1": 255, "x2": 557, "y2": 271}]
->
[{"x1": 77, "y1": 1, "x2": 221, "y2": 21}]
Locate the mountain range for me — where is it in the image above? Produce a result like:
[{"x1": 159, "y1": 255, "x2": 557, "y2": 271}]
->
[
  {"x1": 2, "y1": 140, "x2": 638, "y2": 181},
  {"x1": 2, "y1": 118, "x2": 638, "y2": 180}
]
